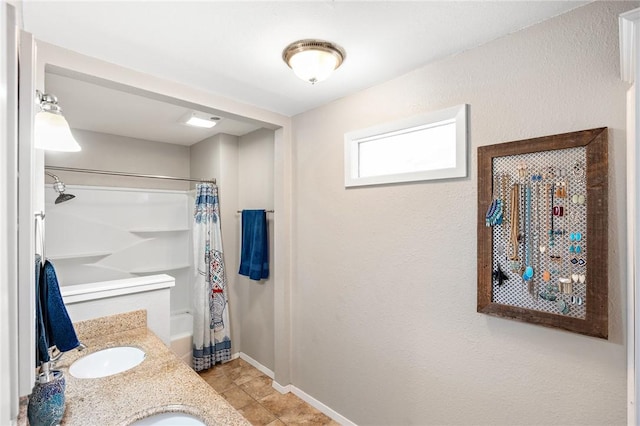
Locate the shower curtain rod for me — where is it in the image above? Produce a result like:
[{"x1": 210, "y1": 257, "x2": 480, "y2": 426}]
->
[{"x1": 45, "y1": 166, "x2": 216, "y2": 185}]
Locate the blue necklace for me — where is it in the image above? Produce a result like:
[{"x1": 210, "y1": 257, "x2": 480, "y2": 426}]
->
[{"x1": 523, "y1": 184, "x2": 534, "y2": 282}]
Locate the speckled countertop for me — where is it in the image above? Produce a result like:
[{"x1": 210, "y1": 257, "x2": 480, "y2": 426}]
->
[{"x1": 48, "y1": 310, "x2": 249, "y2": 426}]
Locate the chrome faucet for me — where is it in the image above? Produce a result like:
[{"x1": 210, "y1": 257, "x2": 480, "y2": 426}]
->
[
  {"x1": 49, "y1": 342, "x2": 87, "y2": 366},
  {"x1": 39, "y1": 342, "x2": 88, "y2": 382}
]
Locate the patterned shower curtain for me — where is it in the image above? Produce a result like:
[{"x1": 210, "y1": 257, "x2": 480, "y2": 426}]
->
[{"x1": 192, "y1": 183, "x2": 231, "y2": 371}]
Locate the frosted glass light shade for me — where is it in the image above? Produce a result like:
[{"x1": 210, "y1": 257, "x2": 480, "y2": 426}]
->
[
  {"x1": 282, "y1": 39, "x2": 345, "y2": 84},
  {"x1": 34, "y1": 111, "x2": 81, "y2": 152},
  {"x1": 289, "y1": 49, "x2": 339, "y2": 84}
]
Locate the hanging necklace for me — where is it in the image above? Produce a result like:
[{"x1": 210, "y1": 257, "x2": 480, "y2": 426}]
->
[
  {"x1": 500, "y1": 174, "x2": 510, "y2": 258},
  {"x1": 568, "y1": 210, "x2": 579, "y2": 294},
  {"x1": 523, "y1": 184, "x2": 534, "y2": 290},
  {"x1": 549, "y1": 182, "x2": 555, "y2": 249},
  {"x1": 508, "y1": 183, "x2": 521, "y2": 272},
  {"x1": 560, "y1": 200, "x2": 570, "y2": 295},
  {"x1": 532, "y1": 181, "x2": 542, "y2": 296},
  {"x1": 486, "y1": 173, "x2": 503, "y2": 227},
  {"x1": 541, "y1": 183, "x2": 551, "y2": 283},
  {"x1": 536, "y1": 182, "x2": 543, "y2": 254}
]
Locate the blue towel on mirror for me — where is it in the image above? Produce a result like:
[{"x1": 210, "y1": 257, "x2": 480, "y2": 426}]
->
[
  {"x1": 40, "y1": 260, "x2": 80, "y2": 353},
  {"x1": 239, "y1": 210, "x2": 269, "y2": 281}
]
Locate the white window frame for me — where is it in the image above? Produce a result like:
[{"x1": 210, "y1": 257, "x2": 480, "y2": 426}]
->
[{"x1": 344, "y1": 104, "x2": 468, "y2": 187}]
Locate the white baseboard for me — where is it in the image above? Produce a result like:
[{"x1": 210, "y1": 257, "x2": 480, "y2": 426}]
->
[
  {"x1": 237, "y1": 352, "x2": 275, "y2": 379},
  {"x1": 235, "y1": 352, "x2": 356, "y2": 425},
  {"x1": 271, "y1": 380, "x2": 291, "y2": 394},
  {"x1": 289, "y1": 385, "x2": 357, "y2": 426}
]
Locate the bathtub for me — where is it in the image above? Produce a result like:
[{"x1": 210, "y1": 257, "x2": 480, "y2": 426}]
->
[
  {"x1": 61, "y1": 274, "x2": 175, "y2": 345},
  {"x1": 170, "y1": 312, "x2": 193, "y2": 367}
]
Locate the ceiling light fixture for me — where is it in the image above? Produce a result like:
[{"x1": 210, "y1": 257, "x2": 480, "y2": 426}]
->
[
  {"x1": 181, "y1": 111, "x2": 220, "y2": 129},
  {"x1": 282, "y1": 39, "x2": 345, "y2": 84},
  {"x1": 34, "y1": 90, "x2": 81, "y2": 152}
]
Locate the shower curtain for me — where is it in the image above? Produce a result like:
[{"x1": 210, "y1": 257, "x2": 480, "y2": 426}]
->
[{"x1": 192, "y1": 183, "x2": 231, "y2": 371}]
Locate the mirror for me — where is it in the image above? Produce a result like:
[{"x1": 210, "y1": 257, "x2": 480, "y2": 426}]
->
[
  {"x1": 12, "y1": 38, "x2": 292, "y2": 406},
  {"x1": 42, "y1": 66, "x2": 275, "y2": 320}
]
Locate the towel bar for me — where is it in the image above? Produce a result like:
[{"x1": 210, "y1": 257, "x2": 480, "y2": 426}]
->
[{"x1": 35, "y1": 211, "x2": 46, "y2": 266}]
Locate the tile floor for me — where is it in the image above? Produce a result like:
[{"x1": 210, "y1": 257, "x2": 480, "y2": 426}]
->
[{"x1": 199, "y1": 358, "x2": 340, "y2": 426}]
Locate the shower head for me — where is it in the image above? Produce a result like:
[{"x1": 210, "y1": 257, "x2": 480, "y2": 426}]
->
[
  {"x1": 46, "y1": 171, "x2": 76, "y2": 204},
  {"x1": 55, "y1": 192, "x2": 75, "y2": 204}
]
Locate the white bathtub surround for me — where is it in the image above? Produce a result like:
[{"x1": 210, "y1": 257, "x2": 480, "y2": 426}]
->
[
  {"x1": 44, "y1": 184, "x2": 193, "y2": 314},
  {"x1": 61, "y1": 275, "x2": 175, "y2": 345},
  {"x1": 170, "y1": 311, "x2": 193, "y2": 366}
]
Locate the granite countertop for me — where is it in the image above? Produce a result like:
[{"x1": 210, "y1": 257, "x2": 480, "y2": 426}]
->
[{"x1": 51, "y1": 310, "x2": 250, "y2": 426}]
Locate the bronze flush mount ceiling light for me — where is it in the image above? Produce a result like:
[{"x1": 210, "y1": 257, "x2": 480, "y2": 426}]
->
[{"x1": 282, "y1": 39, "x2": 346, "y2": 84}]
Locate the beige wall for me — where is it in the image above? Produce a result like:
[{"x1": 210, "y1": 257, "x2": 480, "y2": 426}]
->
[
  {"x1": 45, "y1": 128, "x2": 190, "y2": 190},
  {"x1": 291, "y1": 2, "x2": 634, "y2": 424},
  {"x1": 238, "y1": 128, "x2": 275, "y2": 370}
]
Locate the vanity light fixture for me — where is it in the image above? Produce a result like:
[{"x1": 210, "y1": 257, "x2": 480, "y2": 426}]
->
[
  {"x1": 282, "y1": 39, "x2": 346, "y2": 84},
  {"x1": 34, "y1": 90, "x2": 81, "y2": 152},
  {"x1": 181, "y1": 111, "x2": 221, "y2": 129}
]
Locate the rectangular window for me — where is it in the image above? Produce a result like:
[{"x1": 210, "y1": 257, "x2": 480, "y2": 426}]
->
[{"x1": 344, "y1": 104, "x2": 468, "y2": 187}]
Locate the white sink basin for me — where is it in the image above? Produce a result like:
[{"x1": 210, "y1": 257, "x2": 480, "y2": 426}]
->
[
  {"x1": 69, "y1": 346, "x2": 146, "y2": 379},
  {"x1": 130, "y1": 412, "x2": 206, "y2": 425}
]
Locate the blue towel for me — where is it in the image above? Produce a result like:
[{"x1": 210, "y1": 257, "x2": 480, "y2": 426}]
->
[
  {"x1": 239, "y1": 210, "x2": 269, "y2": 281},
  {"x1": 35, "y1": 255, "x2": 50, "y2": 365},
  {"x1": 40, "y1": 260, "x2": 80, "y2": 354}
]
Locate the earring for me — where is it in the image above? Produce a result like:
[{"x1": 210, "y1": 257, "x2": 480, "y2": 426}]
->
[
  {"x1": 573, "y1": 162, "x2": 586, "y2": 184},
  {"x1": 540, "y1": 291, "x2": 557, "y2": 302},
  {"x1": 547, "y1": 167, "x2": 556, "y2": 179},
  {"x1": 570, "y1": 295, "x2": 584, "y2": 305},
  {"x1": 571, "y1": 194, "x2": 585, "y2": 205},
  {"x1": 518, "y1": 161, "x2": 527, "y2": 178},
  {"x1": 557, "y1": 299, "x2": 569, "y2": 314}
]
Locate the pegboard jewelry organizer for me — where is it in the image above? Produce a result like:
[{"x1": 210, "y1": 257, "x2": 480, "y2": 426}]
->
[{"x1": 477, "y1": 128, "x2": 608, "y2": 339}]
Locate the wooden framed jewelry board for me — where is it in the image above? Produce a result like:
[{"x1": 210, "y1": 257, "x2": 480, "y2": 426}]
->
[{"x1": 477, "y1": 128, "x2": 608, "y2": 339}]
